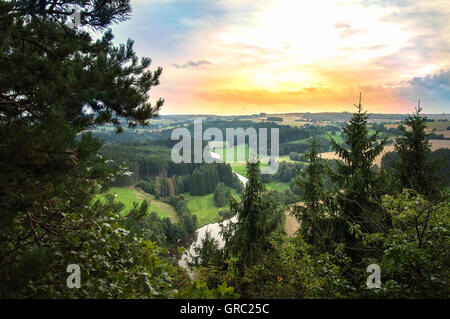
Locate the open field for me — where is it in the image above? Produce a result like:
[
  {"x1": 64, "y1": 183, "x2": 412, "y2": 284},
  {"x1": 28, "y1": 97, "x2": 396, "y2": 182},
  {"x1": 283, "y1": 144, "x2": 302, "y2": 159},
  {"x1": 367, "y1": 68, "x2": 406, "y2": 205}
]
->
[
  {"x1": 184, "y1": 188, "x2": 240, "y2": 226},
  {"x1": 230, "y1": 163, "x2": 248, "y2": 177},
  {"x1": 386, "y1": 121, "x2": 450, "y2": 132},
  {"x1": 266, "y1": 181, "x2": 291, "y2": 192},
  {"x1": 212, "y1": 143, "x2": 260, "y2": 162},
  {"x1": 131, "y1": 187, "x2": 179, "y2": 223},
  {"x1": 95, "y1": 187, "x2": 178, "y2": 222},
  {"x1": 98, "y1": 186, "x2": 246, "y2": 227},
  {"x1": 278, "y1": 155, "x2": 303, "y2": 163},
  {"x1": 184, "y1": 193, "x2": 221, "y2": 227},
  {"x1": 230, "y1": 161, "x2": 270, "y2": 177},
  {"x1": 247, "y1": 114, "x2": 310, "y2": 127}
]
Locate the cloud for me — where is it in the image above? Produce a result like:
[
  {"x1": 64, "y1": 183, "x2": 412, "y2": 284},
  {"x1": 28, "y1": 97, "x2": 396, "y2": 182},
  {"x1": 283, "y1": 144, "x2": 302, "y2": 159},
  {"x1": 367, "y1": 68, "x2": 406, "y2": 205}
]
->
[
  {"x1": 370, "y1": 1, "x2": 450, "y2": 65},
  {"x1": 120, "y1": 0, "x2": 450, "y2": 115},
  {"x1": 409, "y1": 69, "x2": 450, "y2": 90},
  {"x1": 405, "y1": 69, "x2": 450, "y2": 102},
  {"x1": 189, "y1": 69, "x2": 450, "y2": 114},
  {"x1": 172, "y1": 60, "x2": 212, "y2": 69}
]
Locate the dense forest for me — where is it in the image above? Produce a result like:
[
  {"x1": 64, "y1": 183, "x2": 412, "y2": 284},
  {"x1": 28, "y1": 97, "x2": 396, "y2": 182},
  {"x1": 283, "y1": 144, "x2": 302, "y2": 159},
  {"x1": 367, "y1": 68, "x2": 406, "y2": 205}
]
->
[{"x1": 0, "y1": 0, "x2": 448, "y2": 300}]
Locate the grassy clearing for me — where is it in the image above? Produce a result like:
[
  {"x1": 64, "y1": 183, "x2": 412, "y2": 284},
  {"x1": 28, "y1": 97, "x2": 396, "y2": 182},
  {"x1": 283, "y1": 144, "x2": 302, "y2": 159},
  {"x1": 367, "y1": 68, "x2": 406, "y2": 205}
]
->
[
  {"x1": 283, "y1": 131, "x2": 343, "y2": 146},
  {"x1": 212, "y1": 143, "x2": 258, "y2": 162},
  {"x1": 328, "y1": 131, "x2": 344, "y2": 144},
  {"x1": 95, "y1": 187, "x2": 178, "y2": 222},
  {"x1": 277, "y1": 155, "x2": 310, "y2": 165},
  {"x1": 278, "y1": 155, "x2": 300, "y2": 163},
  {"x1": 230, "y1": 163, "x2": 247, "y2": 177},
  {"x1": 266, "y1": 181, "x2": 291, "y2": 192},
  {"x1": 184, "y1": 188, "x2": 240, "y2": 226},
  {"x1": 230, "y1": 161, "x2": 270, "y2": 178},
  {"x1": 131, "y1": 187, "x2": 178, "y2": 223}
]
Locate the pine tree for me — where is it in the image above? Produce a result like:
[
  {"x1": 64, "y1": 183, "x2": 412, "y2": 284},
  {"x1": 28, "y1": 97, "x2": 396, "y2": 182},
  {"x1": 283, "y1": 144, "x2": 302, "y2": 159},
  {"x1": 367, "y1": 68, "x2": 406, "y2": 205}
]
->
[
  {"x1": 329, "y1": 94, "x2": 388, "y2": 252},
  {"x1": 0, "y1": 1, "x2": 167, "y2": 296},
  {"x1": 293, "y1": 138, "x2": 333, "y2": 250},
  {"x1": 222, "y1": 160, "x2": 285, "y2": 270},
  {"x1": 393, "y1": 102, "x2": 444, "y2": 199}
]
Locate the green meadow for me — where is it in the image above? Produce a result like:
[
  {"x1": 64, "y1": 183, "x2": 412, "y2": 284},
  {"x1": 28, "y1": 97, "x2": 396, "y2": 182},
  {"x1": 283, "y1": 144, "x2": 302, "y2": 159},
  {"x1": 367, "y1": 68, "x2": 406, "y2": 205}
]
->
[
  {"x1": 212, "y1": 143, "x2": 258, "y2": 162},
  {"x1": 184, "y1": 188, "x2": 241, "y2": 226},
  {"x1": 95, "y1": 187, "x2": 178, "y2": 222},
  {"x1": 266, "y1": 181, "x2": 291, "y2": 192}
]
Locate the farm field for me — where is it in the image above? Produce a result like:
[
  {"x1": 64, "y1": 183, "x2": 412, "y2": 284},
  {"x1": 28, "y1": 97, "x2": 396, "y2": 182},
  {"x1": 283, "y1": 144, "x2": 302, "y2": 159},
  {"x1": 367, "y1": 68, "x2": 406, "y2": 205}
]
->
[
  {"x1": 385, "y1": 121, "x2": 450, "y2": 132},
  {"x1": 246, "y1": 114, "x2": 310, "y2": 127}
]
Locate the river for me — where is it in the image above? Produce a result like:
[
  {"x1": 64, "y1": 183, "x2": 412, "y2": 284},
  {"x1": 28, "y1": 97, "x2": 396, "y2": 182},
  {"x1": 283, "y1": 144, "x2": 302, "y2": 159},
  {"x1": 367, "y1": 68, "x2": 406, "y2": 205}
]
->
[{"x1": 178, "y1": 151, "x2": 248, "y2": 273}]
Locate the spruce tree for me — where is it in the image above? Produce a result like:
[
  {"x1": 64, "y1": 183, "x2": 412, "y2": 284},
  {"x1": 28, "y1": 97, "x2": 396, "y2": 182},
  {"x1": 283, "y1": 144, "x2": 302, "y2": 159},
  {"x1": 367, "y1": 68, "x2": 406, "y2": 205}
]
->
[
  {"x1": 293, "y1": 138, "x2": 333, "y2": 250},
  {"x1": 329, "y1": 94, "x2": 388, "y2": 253},
  {"x1": 393, "y1": 102, "x2": 444, "y2": 199},
  {"x1": 222, "y1": 160, "x2": 284, "y2": 270}
]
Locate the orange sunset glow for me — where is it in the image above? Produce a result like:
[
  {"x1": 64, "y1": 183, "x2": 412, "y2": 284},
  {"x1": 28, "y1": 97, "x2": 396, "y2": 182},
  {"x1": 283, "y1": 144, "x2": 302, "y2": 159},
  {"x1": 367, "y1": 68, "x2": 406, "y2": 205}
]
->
[{"x1": 112, "y1": 0, "x2": 450, "y2": 114}]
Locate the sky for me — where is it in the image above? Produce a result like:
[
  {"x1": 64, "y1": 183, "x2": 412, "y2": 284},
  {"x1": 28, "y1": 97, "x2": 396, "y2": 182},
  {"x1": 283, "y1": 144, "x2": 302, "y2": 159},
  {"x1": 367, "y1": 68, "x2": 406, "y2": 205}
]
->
[{"x1": 110, "y1": 0, "x2": 450, "y2": 115}]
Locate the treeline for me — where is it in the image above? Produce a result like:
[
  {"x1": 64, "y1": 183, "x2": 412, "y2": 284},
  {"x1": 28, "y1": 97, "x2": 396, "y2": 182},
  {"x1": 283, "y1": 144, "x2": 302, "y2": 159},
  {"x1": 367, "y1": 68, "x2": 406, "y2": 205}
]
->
[
  {"x1": 272, "y1": 161, "x2": 305, "y2": 182},
  {"x1": 98, "y1": 121, "x2": 345, "y2": 175},
  {"x1": 429, "y1": 132, "x2": 449, "y2": 140},
  {"x1": 190, "y1": 163, "x2": 235, "y2": 196},
  {"x1": 180, "y1": 120, "x2": 340, "y2": 145},
  {"x1": 136, "y1": 163, "x2": 239, "y2": 198},
  {"x1": 280, "y1": 134, "x2": 332, "y2": 155},
  {"x1": 381, "y1": 148, "x2": 450, "y2": 183},
  {"x1": 92, "y1": 119, "x2": 340, "y2": 146},
  {"x1": 372, "y1": 123, "x2": 449, "y2": 140},
  {"x1": 304, "y1": 112, "x2": 409, "y2": 122},
  {"x1": 100, "y1": 139, "x2": 214, "y2": 186}
]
